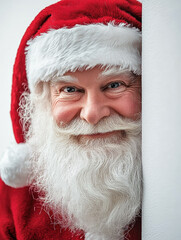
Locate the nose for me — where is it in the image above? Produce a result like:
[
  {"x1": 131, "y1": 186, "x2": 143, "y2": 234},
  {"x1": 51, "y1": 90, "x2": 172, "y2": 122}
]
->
[{"x1": 80, "y1": 92, "x2": 111, "y2": 125}]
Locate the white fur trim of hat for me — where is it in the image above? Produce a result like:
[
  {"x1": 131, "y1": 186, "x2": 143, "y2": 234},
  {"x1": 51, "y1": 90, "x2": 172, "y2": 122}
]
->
[{"x1": 25, "y1": 23, "x2": 141, "y2": 92}]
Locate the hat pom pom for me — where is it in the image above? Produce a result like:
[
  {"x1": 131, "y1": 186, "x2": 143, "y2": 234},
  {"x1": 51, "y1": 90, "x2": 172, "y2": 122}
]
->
[{"x1": 0, "y1": 143, "x2": 31, "y2": 188}]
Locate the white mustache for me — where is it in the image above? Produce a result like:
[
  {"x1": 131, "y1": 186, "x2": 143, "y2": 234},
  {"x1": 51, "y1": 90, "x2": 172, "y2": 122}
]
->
[{"x1": 54, "y1": 114, "x2": 141, "y2": 136}]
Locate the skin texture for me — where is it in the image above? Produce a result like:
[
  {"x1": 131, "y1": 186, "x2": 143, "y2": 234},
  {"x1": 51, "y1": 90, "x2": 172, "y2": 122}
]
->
[{"x1": 50, "y1": 66, "x2": 141, "y2": 137}]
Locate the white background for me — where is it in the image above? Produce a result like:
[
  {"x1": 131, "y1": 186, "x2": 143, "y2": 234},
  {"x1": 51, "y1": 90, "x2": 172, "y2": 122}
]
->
[
  {"x1": 142, "y1": 0, "x2": 181, "y2": 239},
  {"x1": 0, "y1": 0, "x2": 58, "y2": 155}
]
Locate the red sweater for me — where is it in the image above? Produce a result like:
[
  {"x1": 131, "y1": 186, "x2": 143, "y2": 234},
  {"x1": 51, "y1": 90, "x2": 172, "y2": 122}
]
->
[{"x1": 0, "y1": 179, "x2": 141, "y2": 240}]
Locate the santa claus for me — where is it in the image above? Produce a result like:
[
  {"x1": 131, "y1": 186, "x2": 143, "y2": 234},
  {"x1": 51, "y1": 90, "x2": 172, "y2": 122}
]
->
[{"x1": 0, "y1": 0, "x2": 142, "y2": 239}]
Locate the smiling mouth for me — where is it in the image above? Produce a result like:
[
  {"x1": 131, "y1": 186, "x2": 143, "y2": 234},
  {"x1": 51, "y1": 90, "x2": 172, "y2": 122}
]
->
[{"x1": 78, "y1": 130, "x2": 126, "y2": 139}]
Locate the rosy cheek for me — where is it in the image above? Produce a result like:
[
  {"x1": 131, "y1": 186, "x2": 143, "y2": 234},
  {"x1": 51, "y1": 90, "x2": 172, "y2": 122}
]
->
[
  {"x1": 52, "y1": 103, "x2": 79, "y2": 125},
  {"x1": 114, "y1": 94, "x2": 141, "y2": 119},
  {"x1": 127, "y1": 97, "x2": 141, "y2": 118},
  {"x1": 126, "y1": 100, "x2": 141, "y2": 119}
]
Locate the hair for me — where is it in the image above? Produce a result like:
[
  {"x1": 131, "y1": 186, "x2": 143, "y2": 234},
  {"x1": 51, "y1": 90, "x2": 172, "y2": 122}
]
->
[{"x1": 18, "y1": 82, "x2": 50, "y2": 140}]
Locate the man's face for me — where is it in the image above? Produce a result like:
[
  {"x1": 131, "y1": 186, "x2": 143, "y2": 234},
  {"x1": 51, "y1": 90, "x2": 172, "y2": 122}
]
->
[
  {"x1": 50, "y1": 66, "x2": 141, "y2": 134},
  {"x1": 27, "y1": 66, "x2": 142, "y2": 238}
]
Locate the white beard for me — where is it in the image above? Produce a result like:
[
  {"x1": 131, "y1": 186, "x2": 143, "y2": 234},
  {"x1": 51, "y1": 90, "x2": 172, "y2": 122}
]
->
[{"x1": 26, "y1": 97, "x2": 142, "y2": 240}]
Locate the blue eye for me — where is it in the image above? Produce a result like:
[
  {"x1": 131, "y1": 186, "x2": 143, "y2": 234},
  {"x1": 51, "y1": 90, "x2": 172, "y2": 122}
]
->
[
  {"x1": 63, "y1": 87, "x2": 77, "y2": 93},
  {"x1": 108, "y1": 82, "x2": 121, "y2": 89},
  {"x1": 102, "y1": 81, "x2": 128, "y2": 93}
]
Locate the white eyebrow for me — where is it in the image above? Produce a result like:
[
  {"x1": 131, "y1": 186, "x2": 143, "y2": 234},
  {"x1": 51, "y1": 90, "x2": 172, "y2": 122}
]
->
[
  {"x1": 51, "y1": 75, "x2": 78, "y2": 84},
  {"x1": 99, "y1": 68, "x2": 132, "y2": 79}
]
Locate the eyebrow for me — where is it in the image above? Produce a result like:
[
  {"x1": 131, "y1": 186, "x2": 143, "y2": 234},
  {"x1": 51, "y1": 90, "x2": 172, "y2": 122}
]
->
[
  {"x1": 51, "y1": 75, "x2": 78, "y2": 85},
  {"x1": 98, "y1": 69, "x2": 136, "y2": 81}
]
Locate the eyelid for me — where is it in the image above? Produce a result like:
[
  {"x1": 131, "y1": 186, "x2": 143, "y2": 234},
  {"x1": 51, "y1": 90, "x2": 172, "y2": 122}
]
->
[
  {"x1": 61, "y1": 86, "x2": 84, "y2": 93},
  {"x1": 101, "y1": 80, "x2": 128, "y2": 91}
]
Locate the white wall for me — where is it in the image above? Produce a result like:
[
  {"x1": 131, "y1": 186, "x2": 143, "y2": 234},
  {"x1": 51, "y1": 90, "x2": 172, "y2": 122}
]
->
[
  {"x1": 142, "y1": 0, "x2": 181, "y2": 239},
  {"x1": 0, "y1": 1, "x2": 58, "y2": 154}
]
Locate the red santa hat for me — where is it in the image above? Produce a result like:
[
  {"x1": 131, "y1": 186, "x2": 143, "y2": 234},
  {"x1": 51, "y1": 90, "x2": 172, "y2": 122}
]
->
[{"x1": 0, "y1": 0, "x2": 142, "y2": 188}]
